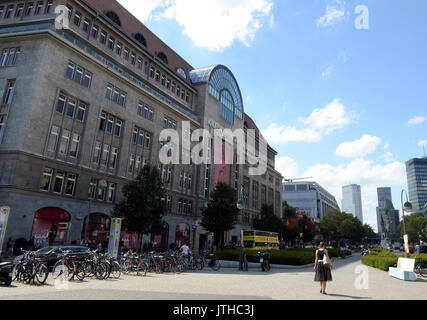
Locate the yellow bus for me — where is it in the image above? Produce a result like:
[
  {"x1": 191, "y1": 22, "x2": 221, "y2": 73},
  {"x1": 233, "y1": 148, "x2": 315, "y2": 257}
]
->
[{"x1": 242, "y1": 230, "x2": 279, "y2": 250}]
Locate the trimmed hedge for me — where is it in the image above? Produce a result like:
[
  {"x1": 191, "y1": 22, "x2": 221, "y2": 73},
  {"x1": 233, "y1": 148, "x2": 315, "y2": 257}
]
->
[
  {"x1": 214, "y1": 248, "x2": 352, "y2": 266},
  {"x1": 361, "y1": 248, "x2": 427, "y2": 271}
]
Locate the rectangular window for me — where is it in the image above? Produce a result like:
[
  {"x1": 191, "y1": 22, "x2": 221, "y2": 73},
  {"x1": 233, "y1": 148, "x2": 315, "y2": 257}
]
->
[
  {"x1": 105, "y1": 84, "x2": 113, "y2": 99},
  {"x1": 91, "y1": 25, "x2": 98, "y2": 38},
  {"x1": 73, "y1": 12, "x2": 81, "y2": 26},
  {"x1": 66, "y1": 99, "x2": 76, "y2": 118},
  {"x1": 148, "y1": 108, "x2": 153, "y2": 121},
  {"x1": 6, "y1": 6, "x2": 14, "y2": 19},
  {"x1": 69, "y1": 133, "x2": 80, "y2": 158},
  {"x1": 77, "y1": 104, "x2": 86, "y2": 122},
  {"x1": 135, "y1": 155, "x2": 141, "y2": 172},
  {"x1": 66, "y1": 62, "x2": 75, "y2": 79},
  {"x1": 130, "y1": 53, "x2": 136, "y2": 65},
  {"x1": 112, "y1": 88, "x2": 119, "y2": 103},
  {"x1": 107, "y1": 183, "x2": 116, "y2": 202},
  {"x1": 101, "y1": 144, "x2": 110, "y2": 166},
  {"x1": 47, "y1": 125, "x2": 60, "y2": 152},
  {"x1": 108, "y1": 37, "x2": 115, "y2": 50},
  {"x1": 3, "y1": 80, "x2": 15, "y2": 105},
  {"x1": 74, "y1": 66, "x2": 83, "y2": 84},
  {"x1": 53, "y1": 170, "x2": 65, "y2": 194},
  {"x1": 106, "y1": 116, "x2": 114, "y2": 134},
  {"x1": 99, "y1": 31, "x2": 106, "y2": 44},
  {"x1": 176, "y1": 86, "x2": 180, "y2": 96},
  {"x1": 155, "y1": 71, "x2": 160, "y2": 82},
  {"x1": 99, "y1": 112, "x2": 106, "y2": 130},
  {"x1": 0, "y1": 6, "x2": 4, "y2": 18},
  {"x1": 119, "y1": 92, "x2": 126, "y2": 106},
  {"x1": 83, "y1": 71, "x2": 92, "y2": 88},
  {"x1": 145, "y1": 133, "x2": 151, "y2": 148},
  {"x1": 16, "y1": 4, "x2": 24, "y2": 17},
  {"x1": 56, "y1": 94, "x2": 66, "y2": 114},
  {"x1": 1, "y1": 49, "x2": 9, "y2": 67},
  {"x1": 166, "y1": 79, "x2": 170, "y2": 89},
  {"x1": 65, "y1": 5, "x2": 72, "y2": 19},
  {"x1": 88, "y1": 178, "x2": 97, "y2": 199},
  {"x1": 123, "y1": 48, "x2": 129, "y2": 60},
  {"x1": 97, "y1": 184, "x2": 106, "y2": 201},
  {"x1": 26, "y1": 2, "x2": 34, "y2": 16},
  {"x1": 58, "y1": 129, "x2": 70, "y2": 155},
  {"x1": 46, "y1": 1, "x2": 52, "y2": 14},
  {"x1": 161, "y1": 75, "x2": 166, "y2": 86},
  {"x1": 110, "y1": 147, "x2": 118, "y2": 169},
  {"x1": 128, "y1": 154, "x2": 135, "y2": 173},
  {"x1": 137, "y1": 102, "x2": 143, "y2": 116},
  {"x1": 82, "y1": 19, "x2": 90, "y2": 32},
  {"x1": 93, "y1": 141, "x2": 101, "y2": 164},
  {"x1": 35, "y1": 2, "x2": 43, "y2": 15},
  {"x1": 40, "y1": 168, "x2": 53, "y2": 191},
  {"x1": 137, "y1": 58, "x2": 143, "y2": 69},
  {"x1": 138, "y1": 130, "x2": 144, "y2": 146},
  {"x1": 0, "y1": 115, "x2": 6, "y2": 142},
  {"x1": 149, "y1": 68, "x2": 154, "y2": 78},
  {"x1": 65, "y1": 173, "x2": 76, "y2": 196},
  {"x1": 115, "y1": 42, "x2": 122, "y2": 55},
  {"x1": 114, "y1": 119, "x2": 122, "y2": 137},
  {"x1": 132, "y1": 128, "x2": 138, "y2": 144},
  {"x1": 6, "y1": 49, "x2": 15, "y2": 66}
]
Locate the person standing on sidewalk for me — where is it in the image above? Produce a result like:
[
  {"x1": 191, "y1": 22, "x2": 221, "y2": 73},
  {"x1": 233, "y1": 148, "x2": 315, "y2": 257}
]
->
[{"x1": 314, "y1": 242, "x2": 332, "y2": 295}]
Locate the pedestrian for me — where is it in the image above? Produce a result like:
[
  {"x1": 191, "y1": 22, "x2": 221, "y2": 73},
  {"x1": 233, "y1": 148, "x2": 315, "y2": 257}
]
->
[
  {"x1": 314, "y1": 241, "x2": 332, "y2": 295},
  {"x1": 5, "y1": 237, "x2": 14, "y2": 258},
  {"x1": 180, "y1": 242, "x2": 190, "y2": 259}
]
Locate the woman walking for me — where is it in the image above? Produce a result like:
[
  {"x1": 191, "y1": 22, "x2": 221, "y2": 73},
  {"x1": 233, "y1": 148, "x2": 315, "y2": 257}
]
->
[{"x1": 314, "y1": 242, "x2": 332, "y2": 294}]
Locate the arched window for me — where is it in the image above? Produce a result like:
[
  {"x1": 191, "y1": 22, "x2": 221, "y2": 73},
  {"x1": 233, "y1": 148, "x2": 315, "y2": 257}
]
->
[
  {"x1": 132, "y1": 32, "x2": 147, "y2": 47},
  {"x1": 156, "y1": 51, "x2": 168, "y2": 64},
  {"x1": 104, "y1": 10, "x2": 122, "y2": 27}
]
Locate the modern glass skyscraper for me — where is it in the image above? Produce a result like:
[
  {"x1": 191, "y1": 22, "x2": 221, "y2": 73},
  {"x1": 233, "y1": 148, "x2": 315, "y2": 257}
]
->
[
  {"x1": 405, "y1": 158, "x2": 427, "y2": 215},
  {"x1": 342, "y1": 184, "x2": 363, "y2": 223},
  {"x1": 376, "y1": 187, "x2": 399, "y2": 237}
]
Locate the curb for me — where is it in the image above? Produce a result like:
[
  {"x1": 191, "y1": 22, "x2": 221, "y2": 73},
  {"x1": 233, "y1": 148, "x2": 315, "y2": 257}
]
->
[{"x1": 219, "y1": 254, "x2": 354, "y2": 270}]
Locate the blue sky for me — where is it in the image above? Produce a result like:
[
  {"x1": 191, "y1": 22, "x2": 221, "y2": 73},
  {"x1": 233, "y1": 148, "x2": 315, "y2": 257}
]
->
[{"x1": 118, "y1": 0, "x2": 427, "y2": 231}]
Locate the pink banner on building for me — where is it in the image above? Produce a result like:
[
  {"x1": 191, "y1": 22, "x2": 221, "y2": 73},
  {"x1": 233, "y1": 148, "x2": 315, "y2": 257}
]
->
[{"x1": 214, "y1": 143, "x2": 231, "y2": 185}]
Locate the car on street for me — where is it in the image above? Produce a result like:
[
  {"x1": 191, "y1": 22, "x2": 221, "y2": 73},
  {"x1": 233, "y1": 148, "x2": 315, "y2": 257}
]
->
[
  {"x1": 14, "y1": 246, "x2": 91, "y2": 271},
  {"x1": 419, "y1": 245, "x2": 427, "y2": 254}
]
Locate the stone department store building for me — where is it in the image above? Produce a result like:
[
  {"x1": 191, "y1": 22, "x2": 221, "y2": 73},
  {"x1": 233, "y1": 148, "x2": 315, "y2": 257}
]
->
[{"x1": 0, "y1": 0, "x2": 283, "y2": 251}]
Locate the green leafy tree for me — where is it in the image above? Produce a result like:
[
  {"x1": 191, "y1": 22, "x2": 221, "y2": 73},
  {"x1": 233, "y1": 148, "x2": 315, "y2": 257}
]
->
[
  {"x1": 397, "y1": 212, "x2": 427, "y2": 244},
  {"x1": 320, "y1": 209, "x2": 366, "y2": 244},
  {"x1": 297, "y1": 214, "x2": 315, "y2": 245},
  {"x1": 113, "y1": 164, "x2": 166, "y2": 251},
  {"x1": 252, "y1": 204, "x2": 284, "y2": 234},
  {"x1": 282, "y1": 201, "x2": 299, "y2": 242},
  {"x1": 362, "y1": 224, "x2": 378, "y2": 239},
  {"x1": 201, "y1": 182, "x2": 239, "y2": 250}
]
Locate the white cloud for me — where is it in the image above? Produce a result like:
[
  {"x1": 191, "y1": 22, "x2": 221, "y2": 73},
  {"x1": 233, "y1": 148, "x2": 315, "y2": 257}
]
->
[
  {"x1": 408, "y1": 116, "x2": 425, "y2": 126},
  {"x1": 335, "y1": 134, "x2": 382, "y2": 158},
  {"x1": 322, "y1": 64, "x2": 334, "y2": 77},
  {"x1": 275, "y1": 156, "x2": 299, "y2": 179},
  {"x1": 118, "y1": 0, "x2": 274, "y2": 51},
  {"x1": 383, "y1": 141, "x2": 390, "y2": 150},
  {"x1": 316, "y1": 0, "x2": 346, "y2": 28},
  {"x1": 262, "y1": 99, "x2": 358, "y2": 145},
  {"x1": 299, "y1": 99, "x2": 358, "y2": 134}
]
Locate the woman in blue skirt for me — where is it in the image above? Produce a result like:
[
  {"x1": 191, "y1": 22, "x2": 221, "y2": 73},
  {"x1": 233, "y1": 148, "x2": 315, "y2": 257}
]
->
[{"x1": 314, "y1": 242, "x2": 332, "y2": 294}]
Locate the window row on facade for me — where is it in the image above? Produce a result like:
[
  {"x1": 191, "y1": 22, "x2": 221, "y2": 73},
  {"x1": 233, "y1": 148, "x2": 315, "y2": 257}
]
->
[
  {"x1": 0, "y1": 47, "x2": 21, "y2": 68},
  {"x1": 63, "y1": 2, "x2": 192, "y2": 108},
  {"x1": 0, "y1": 1, "x2": 53, "y2": 20}
]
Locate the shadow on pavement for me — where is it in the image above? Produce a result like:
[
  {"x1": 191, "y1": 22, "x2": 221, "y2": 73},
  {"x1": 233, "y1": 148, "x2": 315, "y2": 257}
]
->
[{"x1": 326, "y1": 293, "x2": 372, "y2": 300}]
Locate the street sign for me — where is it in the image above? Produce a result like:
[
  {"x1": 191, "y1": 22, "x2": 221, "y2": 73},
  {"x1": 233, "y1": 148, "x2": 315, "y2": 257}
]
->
[
  {"x1": 0, "y1": 207, "x2": 11, "y2": 256},
  {"x1": 107, "y1": 218, "x2": 122, "y2": 259}
]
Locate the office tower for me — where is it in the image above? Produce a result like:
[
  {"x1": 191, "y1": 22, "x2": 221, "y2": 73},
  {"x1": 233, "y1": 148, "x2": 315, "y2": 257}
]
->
[{"x1": 342, "y1": 184, "x2": 363, "y2": 223}]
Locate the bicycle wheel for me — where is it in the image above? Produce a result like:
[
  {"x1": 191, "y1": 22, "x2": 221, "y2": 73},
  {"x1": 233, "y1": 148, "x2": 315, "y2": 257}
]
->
[
  {"x1": 52, "y1": 261, "x2": 72, "y2": 281},
  {"x1": 211, "y1": 259, "x2": 221, "y2": 271},
  {"x1": 74, "y1": 262, "x2": 86, "y2": 281},
  {"x1": 34, "y1": 264, "x2": 49, "y2": 285},
  {"x1": 417, "y1": 263, "x2": 427, "y2": 278},
  {"x1": 95, "y1": 262, "x2": 108, "y2": 280},
  {"x1": 111, "y1": 261, "x2": 122, "y2": 279},
  {"x1": 136, "y1": 262, "x2": 147, "y2": 277},
  {"x1": 12, "y1": 263, "x2": 21, "y2": 282},
  {"x1": 83, "y1": 261, "x2": 95, "y2": 277}
]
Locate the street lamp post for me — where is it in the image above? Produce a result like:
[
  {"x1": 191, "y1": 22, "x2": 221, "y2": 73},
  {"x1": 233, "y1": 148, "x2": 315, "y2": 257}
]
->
[
  {"x1": 401, "y1": 190, "x2": 413, "y2": 258},
  {"x1": 237, "y1": 185, "x2": 247, "y2": 271}
]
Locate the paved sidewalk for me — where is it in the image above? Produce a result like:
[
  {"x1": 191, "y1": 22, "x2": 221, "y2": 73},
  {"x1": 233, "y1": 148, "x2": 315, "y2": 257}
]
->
[{"x1": 1, "y1": 254, "x2": 426, "y2": 300}]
